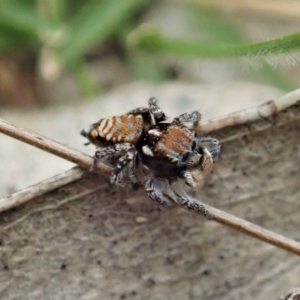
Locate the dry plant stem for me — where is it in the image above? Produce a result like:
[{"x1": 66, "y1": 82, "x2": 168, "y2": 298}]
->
[
  {"x1": 207, "y1": 206, "x2": 300, "y2": 257},
  {"x1": 0, "y1": 167, "x2": 85, "y2": 211},
  {"x1": 0, "y1": 119, "x2": 300, "y2": 256},
  {"x1": 199, "y1": 88, "x2": 300, "y2": 134},
  {"x1": 0, "y1": 118, "x2": 111, "y2": 178}
]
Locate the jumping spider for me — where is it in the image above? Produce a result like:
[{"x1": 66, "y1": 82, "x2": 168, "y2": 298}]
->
[
  {"x1": 81, "y1": 99, "x2": 220, "y2": 216},
  {"x1": 81, "y1": 98, "x2": 166, "y2": 185},
  {"x1": 139, "y1": 111, "x2": 220, "y2": 214}
]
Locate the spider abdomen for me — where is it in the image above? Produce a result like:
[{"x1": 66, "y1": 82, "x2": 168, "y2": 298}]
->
[
  {"x1": 97, "y1": 114, "x2": 144, "y2": 143},
  {"x1": 82, "y1": 114, "x2": 145, "y2": 147}
]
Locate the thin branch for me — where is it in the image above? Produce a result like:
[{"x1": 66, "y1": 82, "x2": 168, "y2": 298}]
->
[
  {"x1": 199, "y1": 87, "x2": 300, "y2": 134},
  {"x1": 0, "y1": 167, "x2": 85, "y2": 211},
  {"x1": 0, "y1": 117, "x2": 300, "y2": 256},
  {"x1": 208, "y1": 206, "x2": 300, "y2": 257},
  {"x1": 0, "y1": 118, "x2": 112, "y2": 177}
]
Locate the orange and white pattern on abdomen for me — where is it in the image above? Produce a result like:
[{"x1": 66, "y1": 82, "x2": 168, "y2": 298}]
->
[{"x1": 97, "y1": 114, "x2": 144, "y2": 144}]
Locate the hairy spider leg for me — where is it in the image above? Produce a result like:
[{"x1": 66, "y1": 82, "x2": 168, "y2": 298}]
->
[
  {"x1": 173, "y1": 111, "x2": 202, "y2": 126},
  {"x1": 144, "y1": 177, "x2": 213, "y2": 219},
  {"x1": 93, "y1": 145, "x2": 139, "y2": 186},
  {"x1": 110, "y1": 146, "x2": 139, "y2": 185},
  {"x1": 144, "y1": 177, "x2": 173, "y2": 206},
  {"x1": 91, "y1": 143, "x2": 132, "y2": 171},
  {"x1": 197, "y1": 136, "x2": 221, "y2": 160}
]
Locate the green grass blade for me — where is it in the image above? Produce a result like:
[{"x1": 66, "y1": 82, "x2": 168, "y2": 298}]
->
[
  {"x1": 0, "y1": 0, "x2": 53, "y2": 36},
  {"x1": 258, "y1": 63, "x2": 295, "y2": 91},
  {"x1": 0, "y1": 30, "x2": 37, "y2": 51},
  {"x1": 190, "y1": 5, "x2": 296, "y2": 91},
  {"x1": 191, "y1": 5, "x2": 244, "y2": 44},
  {"x1": 70, "y1": 61, "x2": 99, "y2": 97},
  {"x1": 57, "y1": 0, "x2": 147, "y2": 66},
  {"x1": 128, "y1": 50, "x2": 167, "y2": 82},
  {"x1": 130, "y1": 27, "x2": 300, "y2": 58}
]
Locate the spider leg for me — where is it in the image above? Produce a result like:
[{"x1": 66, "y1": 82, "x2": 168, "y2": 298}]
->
[
  {"x1": 197, "y1": 136, "x2": 221, "y2": 160},
  {"x1": 124, "y1": 151, "x2": 140, "y2": 184},
  {"x1": 144, "y1": 177, "x2": 213, "y2": 219},
  {"x1": 91, "y1": 143, "x2": 132, "y2": 171},
  {"x1": 173, "y1": 111, "x2": 201, "y2": 126},
  {"x1": 148, "y1": 97, "x2": 165, "y2": 124},
  {"x1": 172, "y1": 188, "x2": 214, "y2": 220},
  {"x1": 169, "y1": 182, "x2": 213, "y2": 219},
  {"x1": 144, "y1": 177, "x2": 173, "y2": 206},
  {"x1": 127, "y1": 107, "x2": 149, "y2": 115},
  {"x1": 110, "y1": 146, "x2": 138, "y2": 185},
  {"x1": 181, "y1": 170, "x2": 205, "y2": 188}
]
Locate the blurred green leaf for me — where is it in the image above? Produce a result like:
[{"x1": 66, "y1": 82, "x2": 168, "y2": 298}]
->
[
  {"x1": 191, "y1": 5, "x2": 295, "y2": 91},
  {"x1": 131, "y1": 27, "x2": 300, "y2": 58},
  {"x1": 0, "y1": 25, "x2": 38, "y2": 51},
  {"x1": 37, "y1": 0, "x2": 66, "y2": 24},
  {"x1": 57, "y1": 0, "x2": 147, "y2": 66},
  {"x1": 70, "y1": 61, "x2": 99, "y2": 97},
  {"x1": 192, "y1": 5, "x2": 244, "y2": 44},
  {"x1": 0, "y1": 0, "x2": 296, "y2": 96},
  {"x1": 0, "y1": 0, "x2": 53, "y2": 36},
  {"x1": 128, "y1": 50, "x2": 166, "y2": 82}
]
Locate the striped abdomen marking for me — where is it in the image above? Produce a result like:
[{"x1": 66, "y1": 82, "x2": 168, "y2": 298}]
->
[{"x1": 96, "y1": 114, "x2": 144, "y2": 144}]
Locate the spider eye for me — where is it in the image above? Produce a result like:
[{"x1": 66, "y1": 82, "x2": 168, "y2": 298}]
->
[
  {"x1": 182, "y1": 152, "x2": 190, "y2": 162},
  {"x1": 191, "y1": 141, "x2": 196, "y2": 151}
]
